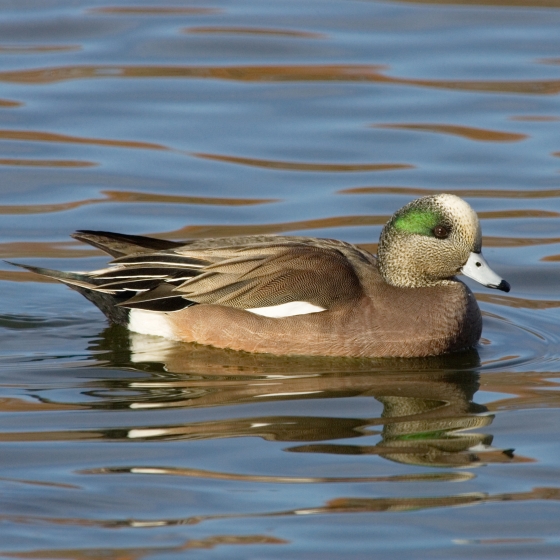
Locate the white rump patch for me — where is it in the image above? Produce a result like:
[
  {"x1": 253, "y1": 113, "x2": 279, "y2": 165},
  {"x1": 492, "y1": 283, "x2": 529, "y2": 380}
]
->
[
  {"x1": 246, "y1": 301, "x2": 326, "y2": 318},
  {"x1": 128, "y1": 309, "x2": 179, "y2": 340}
]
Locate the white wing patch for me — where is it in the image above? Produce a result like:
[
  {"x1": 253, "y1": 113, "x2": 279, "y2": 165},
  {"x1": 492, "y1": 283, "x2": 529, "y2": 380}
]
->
[{"x1": 246, "y1": 301, "x2": 326, "y2": 318}]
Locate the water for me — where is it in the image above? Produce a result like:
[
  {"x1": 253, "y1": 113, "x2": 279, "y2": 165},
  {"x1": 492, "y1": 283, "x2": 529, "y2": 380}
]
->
[{"x1": 1, "y1": 0, "x2": 560, "y2": 557}]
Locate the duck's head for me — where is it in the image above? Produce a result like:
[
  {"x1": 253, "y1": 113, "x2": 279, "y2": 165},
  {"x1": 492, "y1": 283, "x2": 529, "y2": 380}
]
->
[{"x1": 377, "y1": 194, "x2": 510, "y2": 292}]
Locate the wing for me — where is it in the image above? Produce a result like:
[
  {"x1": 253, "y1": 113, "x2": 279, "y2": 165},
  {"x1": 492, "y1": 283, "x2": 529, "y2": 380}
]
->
[
  {"x1": 171, "y1": 242, "x2": 365, "y2": 310},
  {"x1": 24, "y1": 231, "x2": 371, "y2": 315},
  {"x1": 85, "y1": 238, "x2": 368, "y2": 314}
]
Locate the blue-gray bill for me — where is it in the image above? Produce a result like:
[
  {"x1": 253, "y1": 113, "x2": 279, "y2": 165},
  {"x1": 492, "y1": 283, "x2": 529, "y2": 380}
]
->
[{"x1": 460, "y1": 252, "x2": 510, "y2": 293}]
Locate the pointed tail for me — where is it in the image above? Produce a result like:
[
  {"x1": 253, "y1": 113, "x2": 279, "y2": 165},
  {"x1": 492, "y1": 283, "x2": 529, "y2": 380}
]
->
[{"x1": 6, "y1": 261, "x2": 130, "y2": 326}]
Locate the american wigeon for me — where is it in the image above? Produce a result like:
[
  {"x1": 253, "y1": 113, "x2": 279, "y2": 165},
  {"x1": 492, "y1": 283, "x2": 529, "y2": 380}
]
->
[{"x1": 12, "y1": 194, "x2": 509, "y2": 358}]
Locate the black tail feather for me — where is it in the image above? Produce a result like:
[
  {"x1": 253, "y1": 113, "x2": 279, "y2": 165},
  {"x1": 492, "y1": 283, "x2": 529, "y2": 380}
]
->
[
  {"x1": 71, "y1": 285, "x2": 130, "y2": 325},
  {"x1": 6, "y1": 261, "x2": 130, "y2": 325},
  {"x1": 72, "y1": 230, "x2": 185, "y2": 258}
]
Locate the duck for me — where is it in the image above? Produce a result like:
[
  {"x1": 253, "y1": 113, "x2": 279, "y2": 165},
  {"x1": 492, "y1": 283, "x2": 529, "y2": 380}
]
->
[{"x1": 11, "y1": 194, "x2": 510, "y2": 358}]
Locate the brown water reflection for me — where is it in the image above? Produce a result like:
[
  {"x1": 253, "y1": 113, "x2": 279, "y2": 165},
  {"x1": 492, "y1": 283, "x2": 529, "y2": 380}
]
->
[
  {"x1": 0, "y1": 99, "x2": 22, "y2": 107},
  {"x1": 193, "y1": 152, "x2": 412, "y2": 172},
  {"x1": 0, "y1": 45, "x2": 81, "y2": 54},
  {"x1": 5, "y1": 485, "x2": 560, "y2": 541},
  {"x1": 4, "y1": 535, "x2": 287, "y2": 559},
  {"x1": 0, "y1": 398, "x2": 83, "y2": 414},
  {"x1": 84, "y1": 466, "x2": 472, "y2": 484},
  {"x1": 0, "y1": 129, "x2": 167, "y2": 151},
  {"x1": 2, "y1": 64, "x2": 560, "y2": 96},
  {"x1": 125, "y1": 215, "x2": 387, "y2": 241},
  {"x1": 0, "y1": 158, "x2": 96, "y2": 168},
  {"x1": 170, "y1": 486, "x2": 560, "y2": 527},
  {"x1": 374, "y1": 123, "x2": 528, "y2": 142},
  {"x1": 0, "y1": 190, "x2": 277, "y2": 216},
  {"x1": 339, "y1": 186, "x2": 560, "y2": 199},
  {"x1": 481, "y1": 370, "x2": 560, "y2": 412},
  {"x1": 0, "y1": 128, "x2": 412, "y2": 172}
]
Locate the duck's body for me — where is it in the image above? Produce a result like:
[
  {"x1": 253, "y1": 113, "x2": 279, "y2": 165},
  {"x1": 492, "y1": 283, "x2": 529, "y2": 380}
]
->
[
  {"x1": 161, "y1": 274, "x2": 481, "y2": 358},
  {"x1": 13, "y1": 194, "x2": 509, "y2": 358}
]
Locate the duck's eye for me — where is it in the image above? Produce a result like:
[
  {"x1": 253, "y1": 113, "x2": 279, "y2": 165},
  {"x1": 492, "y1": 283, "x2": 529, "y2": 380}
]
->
[{"x1": 433, "y1": 225, "x2": 449, "y2": 239}]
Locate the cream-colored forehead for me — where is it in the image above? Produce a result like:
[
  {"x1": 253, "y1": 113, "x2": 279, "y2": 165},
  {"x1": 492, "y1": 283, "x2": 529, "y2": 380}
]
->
[{"x1": 432, "y1": 193, "x2": 479, "y2": 233}]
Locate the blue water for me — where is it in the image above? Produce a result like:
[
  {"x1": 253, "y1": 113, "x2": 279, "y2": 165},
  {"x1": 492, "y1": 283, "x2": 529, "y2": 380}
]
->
[{"x1": 1, "y1": 0, "x2": 560, "y2": 558}]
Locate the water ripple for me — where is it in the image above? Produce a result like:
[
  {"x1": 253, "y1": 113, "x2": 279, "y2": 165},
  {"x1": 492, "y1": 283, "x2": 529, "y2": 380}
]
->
[
  {"x1": 89, "y1": 7, "x2": 221, "y2": 15},
  {"x1": 1, "y1": 64, "x2": 559, "y2": 96},
  {"x1": 184, "y1": 27, "x2": 327, "y2": 39},
  {"x1": 193, "y1": 152, "x2": 413, "y2": 172},
  {"x1": 374, "y1": 123, "x2": 528, "y2": 142},
  {"x1": 339, "y1": 186, "x2": 560, "y2": 199}
]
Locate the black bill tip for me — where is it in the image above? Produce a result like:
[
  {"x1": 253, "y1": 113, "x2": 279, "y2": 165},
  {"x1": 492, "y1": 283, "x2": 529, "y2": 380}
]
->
[{"x1": 496, "y1": 280, "x2": 511, "y2": 293}]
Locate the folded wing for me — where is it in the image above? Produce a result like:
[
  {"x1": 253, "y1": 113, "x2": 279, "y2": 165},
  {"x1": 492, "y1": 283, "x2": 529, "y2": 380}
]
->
[{"x1": 15, "y1": 231, "x2": 369, "y2": 317}]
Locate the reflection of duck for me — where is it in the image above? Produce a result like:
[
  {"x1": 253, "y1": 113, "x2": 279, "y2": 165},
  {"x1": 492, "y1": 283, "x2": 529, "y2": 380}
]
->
[
  {"x1": 85, "y1": 332, "x2": 523, "y2": 468},
  {"x1": 54, "y1": 485, "x2": 554, "y2": 532},
  {"x1": 14, "y1": 194, "x2": 509, "y2": 357},
  {"x1": 375, "y1": 393, "x2": 497, "y2": 468},
  {"x1": 271, "y1": 360, "x2": 523, "y2": 468},
  {"x1": 286, "y1": 372, "x2": 513, "y2": 468}
]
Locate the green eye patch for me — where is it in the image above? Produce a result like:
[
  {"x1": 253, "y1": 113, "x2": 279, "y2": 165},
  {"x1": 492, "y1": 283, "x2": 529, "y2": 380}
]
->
[{"x1": 393, "y1": 209, "x2": 443, "y2": 236}]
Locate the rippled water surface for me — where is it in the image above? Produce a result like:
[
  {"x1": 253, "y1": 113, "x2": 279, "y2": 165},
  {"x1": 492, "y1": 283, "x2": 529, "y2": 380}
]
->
[{"x1": 1, "y1": 0, "x2": 560, "y2": 558}]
